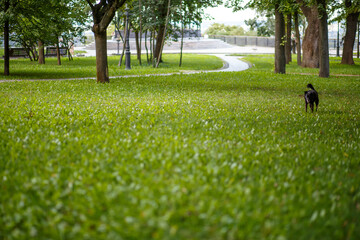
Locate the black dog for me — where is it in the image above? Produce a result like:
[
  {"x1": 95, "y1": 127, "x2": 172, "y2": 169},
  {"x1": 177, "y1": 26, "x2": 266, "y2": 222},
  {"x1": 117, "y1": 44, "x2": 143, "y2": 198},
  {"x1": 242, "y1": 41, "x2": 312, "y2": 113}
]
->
[{"x1": 304, "y1": 84, "x2": 319, "y2": 112}]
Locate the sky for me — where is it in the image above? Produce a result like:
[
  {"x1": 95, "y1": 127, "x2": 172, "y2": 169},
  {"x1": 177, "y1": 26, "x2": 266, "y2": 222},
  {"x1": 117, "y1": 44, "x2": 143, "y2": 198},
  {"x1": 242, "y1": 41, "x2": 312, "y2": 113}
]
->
[{"x1": 201, "y1": 4, "x2": 256, "y2": 33}]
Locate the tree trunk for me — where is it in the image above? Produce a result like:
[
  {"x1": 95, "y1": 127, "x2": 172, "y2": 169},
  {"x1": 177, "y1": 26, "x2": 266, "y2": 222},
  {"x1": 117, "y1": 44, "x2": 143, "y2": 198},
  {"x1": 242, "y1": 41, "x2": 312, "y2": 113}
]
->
[
  {"x1": 4, "y1": 0, "x2": 10, "y2": 76},
  {"x1": 149, "y1": 31, "x2": 153, "y2": 64},
  {"x1": 317, "y1": 0, "x2": 330, "y2": 77},
  {"x1": 135, "y1": 31, "x2": 142, "y2": 65},
  {"x1": 86, "y1": 0, "x2": 127, "y2": 83},
  {"x1": 296, "y1": 0, "x2": 320, "y2": 68},
  {"x1": 56, "y1": 41, "x2": 61, "y2": 66},
  {"x1": 151, "y1": 31, "x2": 154, "y2": 64},
  {"x1": 294, "y1": 11, "x2": 302, "y2": 66},
  {"x1": 275, "y1": 5, "x2": 286, "y2": 74},
  {"x1": 145, "y1": 30, "x2": 149, "y2": 64},
  {"x1": 341, "y1": 0, "x2": 359, "y2": 65},
  {"x1": 286, "y1": 13, "x2": 292, "y2": 64},
  {"x1": 38, "y1": 41, "x2": 45, "y2": 64},
  {"x1": 138, "y1": 0, "x2": 142, "y2": 66},
  {"x1": 94, "y1": 30, "x2": 109, "y2": 83},
  {"x1": 154, "y1": 1, "x2": 168, "y2": 63},
  {"x1": 179, "y1": 0, "x2": 184, "y2": 67},
  {"x1": 154, "y1": 25, "x2": 165, "y2": 64},
  {"x1": 156, "y1": 0, "x2": 171, "y2": 68},
  {"x1": 356, "y1": 21, "x2": 360, "y2": 58},
  {"x1": 118, "y1": 21, "x2": 126, "y2": 66}
]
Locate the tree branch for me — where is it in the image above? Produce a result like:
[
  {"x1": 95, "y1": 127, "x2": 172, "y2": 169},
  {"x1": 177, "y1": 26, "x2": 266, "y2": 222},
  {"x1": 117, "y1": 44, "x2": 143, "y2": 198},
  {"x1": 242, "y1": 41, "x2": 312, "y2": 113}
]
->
[
  {"x1": 98, "y1": 2, "x2": 118, "y2": 32},
  {"x1": 85, "y1": 0, "x2": 94, "y2": 11},
  {"x1": 295, "y1": 0, "x2": 311, "y2": 18},
  {"x1": 116, "y1": 0, "x2": 127, "y2": 9}
]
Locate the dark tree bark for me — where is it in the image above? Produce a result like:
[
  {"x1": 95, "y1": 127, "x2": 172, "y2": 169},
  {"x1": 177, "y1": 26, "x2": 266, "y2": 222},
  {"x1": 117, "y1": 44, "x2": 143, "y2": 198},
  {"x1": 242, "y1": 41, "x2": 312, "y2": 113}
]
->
[
  {"x1": 4, "y1": 0, "x2": 10, "y2": 76},
  {"x1": 356, "y1": 21, "x2": 360, "y2": 58},
  {"x1": 179, "y1": 0, "x2": 184, "y2": 67},
  {"x1": 138, "y1": 0, "x2": 142, "y2": 66},
  {"x1": 294, "y1": 11, "x2": 302, "y2": 66},
  {"x1": 154, "y1": 25, "x2": 165, "y2": 63},
  {"x1": 38, "y1": 41, "x2": 45, "y2": 64},
  {"x1": 154, "y1": 1, "x2": 168, "y2": 63},
  {"x1": 94, "y1": 29, "x2": 109, "y2": 82},
  {"x1": 275, "y1": 4, "x2": 286, "y2": 74},
  {"x1": 118, "y1": 21, "x2": 126, "y2": 66},
  {"x1": 86, "y1": 0, "x2": 127, "y2": 83},
  {"x1": 144, "y1": 30, "x2": 150, "y2": 64},
  {"x1": 285, "y1": 13, "x2": 292, "y2": 64},
  {"x1": 155, "y1": 0, "x2": 171, "y2": 68},
  {"x1": 317, "y1": 0, "x2": 330, "y2": 77},
  {"x1": 151, "y1": 31, "x2": 155, "y2": 65},
  {"x1": 56, "y1": 40, "x2": 61, "y2": 66},
  {"x1": 341, "y1": 0, "x2": 360, "y2": 65},
  {"x1": 296, "y1": 0, "x2": 320, "y2": 68},
  {"x1": 135, "y1": 31, "x2": 142, "y2": 64}
]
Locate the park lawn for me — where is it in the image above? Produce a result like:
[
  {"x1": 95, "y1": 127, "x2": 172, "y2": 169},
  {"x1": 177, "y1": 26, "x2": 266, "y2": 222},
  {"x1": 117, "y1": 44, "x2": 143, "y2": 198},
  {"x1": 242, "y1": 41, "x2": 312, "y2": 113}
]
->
[
  {"x1": 0, "y1": 53, "x2": 224, "y2": 80},
  {"x1": 0, "y1": 55, "x2": 360, "y2": 239},
  {"x1": 241, "y1": 54, "x2": 360, "y2": 75}
]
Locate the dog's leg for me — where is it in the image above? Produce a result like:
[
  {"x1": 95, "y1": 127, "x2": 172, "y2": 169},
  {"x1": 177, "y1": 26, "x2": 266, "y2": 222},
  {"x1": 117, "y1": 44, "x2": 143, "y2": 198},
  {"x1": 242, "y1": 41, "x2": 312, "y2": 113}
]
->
[
  {"x1": 305, "y1": 102, "x2": 308, "y2": 112},
  {"x1": 315, "y1": 100, "x2": 319, "y2": 112},
  {"x1": 310, "y1": 103, "x2": 314, "y2": 112}
]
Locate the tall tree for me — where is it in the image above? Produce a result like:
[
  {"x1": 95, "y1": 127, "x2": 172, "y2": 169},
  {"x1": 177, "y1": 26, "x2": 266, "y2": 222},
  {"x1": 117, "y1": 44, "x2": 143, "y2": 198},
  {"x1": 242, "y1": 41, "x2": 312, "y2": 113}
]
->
[
  {"x1": 317, "y1": 0, "x2": 329, "y2": 77},
  {"x1": 179, "y1": 0, "x2": 184, "y2": 67},
  {"x1": 3, "y1": 0, "x2": 10, "y2": 76},
  {"x1": 138, "y1": 0, "x2": 143, "y2": 65},
  {"x1": 341, "y1": 0, "x2": 360, "y2": 65},
  {"x1": 294, "y1": 10, "x2": 302, "y2": 65},
  {"x1": 285, "y1": 13, "x2": 292, "y2": 64},
  {"x1": 135, "y1": 0, "x2": 221, "y2": 66},
  {"x1": 38, "y1": 41, "x2": 45, "y2": 64},
  {"x1": 296, "y1": 0, "x2": 320, "y2": 68},
  {"x1": 156, "y1": 0, "x2": 171, "y2": 68},
  {"x1": 227, "y1": 0, "x2": 287, "y2": 73},
  {"x1": 153, "y1": 0, "x2": 169, "y2": 63},
  {"x1": 86, "y1": 0, "x2": 127, "y2": 83},
  {"x1": 275, "y1": 3, "x2": 286, "y2": 73}
]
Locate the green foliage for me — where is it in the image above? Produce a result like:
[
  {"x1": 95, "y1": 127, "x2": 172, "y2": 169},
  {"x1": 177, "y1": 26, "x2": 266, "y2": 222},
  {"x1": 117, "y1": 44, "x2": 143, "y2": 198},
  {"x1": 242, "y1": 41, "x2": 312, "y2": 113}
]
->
[
  {"x1": 0, "y1": 54, "x2": 223, "y2": 80},
  {"x1": 2, "y1": 0, "x2": 89, "y2": 57},
  {"x1": 1, "y1": 55, "x2": 360, "y2": 239},
  {"x1": 245, "y1": 16, "x2": 275, "y2": 37},
  {"x1": 205, "y1": 23, "x2": 246, "y2": 36}
]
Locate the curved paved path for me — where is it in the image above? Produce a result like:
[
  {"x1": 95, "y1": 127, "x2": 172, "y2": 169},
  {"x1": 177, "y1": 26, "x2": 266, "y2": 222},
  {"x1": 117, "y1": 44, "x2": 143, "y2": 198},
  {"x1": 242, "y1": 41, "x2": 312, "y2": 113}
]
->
[
  {"x1": 208, "y1": 54, "x2": 250, "y2": 72},
  {"x1": 0, "y1": 54, "x2": 250, "y2": 83}
]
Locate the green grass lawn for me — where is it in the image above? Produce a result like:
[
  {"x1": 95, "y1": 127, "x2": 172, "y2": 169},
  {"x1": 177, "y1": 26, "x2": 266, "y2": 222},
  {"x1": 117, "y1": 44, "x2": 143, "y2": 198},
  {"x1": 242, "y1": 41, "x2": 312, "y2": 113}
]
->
[
  {"x1": 0, "y1": 55, "x2": 360, "y2": 239},
  {"x1": 241, "y1": 54, "x2": 360, "y2": 75},
  {"x1": 0, "y1": 54, "x2": 223, "y2": 80}
]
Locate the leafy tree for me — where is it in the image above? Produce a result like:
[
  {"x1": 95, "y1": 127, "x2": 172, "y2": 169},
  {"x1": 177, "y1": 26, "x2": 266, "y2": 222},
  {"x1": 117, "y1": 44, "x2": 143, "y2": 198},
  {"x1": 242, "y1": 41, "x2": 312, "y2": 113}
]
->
[
  {"x1": 296, "y1": 0, "x2": 329, "y2": 77},
  {"x1": 340, "y1": 0, "x2": 360, "y2": 65},
  {"x1": 245, "y1": 16, "x2": 275, "y2": 36},
  {"x1": 1, "y1": 0, "x2": 10, "y2": 75},
  {"x1": 124, "y1": 0, "x2": 222, "y2": 67},
  {"x1": 275, "y1": 2, "x2": 286, "y2": 73},
  {"x1": 85, "y1": 0, "x2": 128, "y2": 83},
  {"x1": 226, "y1": 0, "x2": 287, "y2": 73},
  {"x1": 1, "y1": 0, "x2": 88, "y2": 74},
  {"x1": 228, "y1": 0, "x2": 329, "y2": 77},
  {"x1": 317, "y1": 0, "x2": 330, "y2": 77},
  {"x1": 205, "y1": 23, "x2": 246, "y2": 35}
]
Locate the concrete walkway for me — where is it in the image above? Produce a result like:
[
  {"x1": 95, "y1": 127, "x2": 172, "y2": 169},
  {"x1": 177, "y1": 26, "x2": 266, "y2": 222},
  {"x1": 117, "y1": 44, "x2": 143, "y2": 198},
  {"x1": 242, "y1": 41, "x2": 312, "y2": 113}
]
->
[
  {"x1": 81, "y1": 38, "x2": 275, "y2": 56},
  {"x1": 208, "y1": 54, "x2": 250, "y2": 72},
  {"x1": 0, "y1": 54, "x2": 250, "y2": 83}
]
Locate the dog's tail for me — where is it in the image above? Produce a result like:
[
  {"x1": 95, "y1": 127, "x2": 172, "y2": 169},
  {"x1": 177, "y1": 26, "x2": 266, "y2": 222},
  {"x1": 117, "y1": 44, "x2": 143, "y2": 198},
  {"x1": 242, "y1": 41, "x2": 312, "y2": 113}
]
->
[{"x1": 307, "y1": 83, "x2": 315, "y2": 90}]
